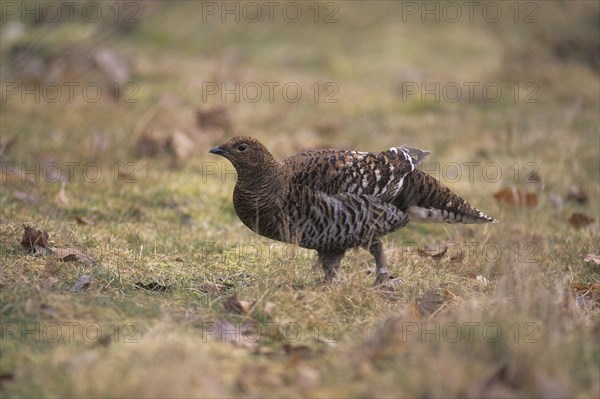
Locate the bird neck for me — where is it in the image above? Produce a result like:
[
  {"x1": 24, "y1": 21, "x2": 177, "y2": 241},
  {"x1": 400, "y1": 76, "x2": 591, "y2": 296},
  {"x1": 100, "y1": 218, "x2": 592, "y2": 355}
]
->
[{"x1": 235, "y1": 161, "x2": 288, "y2": 197}]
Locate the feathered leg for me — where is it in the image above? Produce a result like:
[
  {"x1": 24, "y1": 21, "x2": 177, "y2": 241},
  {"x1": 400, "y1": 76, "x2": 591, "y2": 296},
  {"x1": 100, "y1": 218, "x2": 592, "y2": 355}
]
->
[{"x1": 367, "y1": 239, "x2": 390, "y2": 286}]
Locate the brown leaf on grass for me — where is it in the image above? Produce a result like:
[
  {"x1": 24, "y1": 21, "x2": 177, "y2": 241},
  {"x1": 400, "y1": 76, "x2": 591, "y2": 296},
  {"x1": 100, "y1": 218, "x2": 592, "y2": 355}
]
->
[
  {"x1": 449, "y1": 251, "x2": 466, "y2": 263},
  {"x1": 70, "y1": 274, "x2": 91, "y2": 292},
  {"x1": 54, "y1": 182, "x2": 70, "y2": 207},
  {"x1": 21, "y1": 226, "x2": 96, "y2": 262},
  {"x1": 134, "y1": 281, "x2": 170, "y2": 292},
  {"x1": 222, "y1": 295, "x2": 256, "y2": 315},
  {"x1": 196, "y1": 106, "x2": 232, "y2": 131},
  {"x1": 53, "y1": 247, "x2": 97, "y2": 264},
  {"x1": 21, "y1": 225, "x2": 49, "y2": 252},
  {"x1": 569, "y1": 212, "x2": 594, "y2": 228},
  {"x1": 583, "y1": 254, "x2": 600, "y2": 265},
  {"x1": 75, "y1": 216, "x2": 95, "y2": 226},
  {"x1": 136, "y1": 133, "x2": 166, "y2": 158},
  {"x1": 493, "y1": 188, "x2": 538, "y2": 208},
  {"x1": 417, "y1": 245, "x2": 448, "y2": 260},
  {"x1": 567, "y1": 186, "x2": 588, "y2": 204}
]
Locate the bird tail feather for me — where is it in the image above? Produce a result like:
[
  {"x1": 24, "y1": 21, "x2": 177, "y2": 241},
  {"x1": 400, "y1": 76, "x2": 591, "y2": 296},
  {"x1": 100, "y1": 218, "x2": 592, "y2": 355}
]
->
[{"x1": 395, "y1": 170, "x2": 497, "y2": 224}]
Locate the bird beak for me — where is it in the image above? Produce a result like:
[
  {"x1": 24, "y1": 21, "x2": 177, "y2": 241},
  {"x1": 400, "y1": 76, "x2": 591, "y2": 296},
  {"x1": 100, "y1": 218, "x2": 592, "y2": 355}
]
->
[{"x1": 209, "y1": 146, "x2": 227, "y2": 155}]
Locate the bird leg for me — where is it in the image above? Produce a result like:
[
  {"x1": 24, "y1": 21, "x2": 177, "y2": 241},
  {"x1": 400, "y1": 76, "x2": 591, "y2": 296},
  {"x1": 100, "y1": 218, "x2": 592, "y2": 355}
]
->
[
  {"x1": 367, "y1": 240, "x2": 390, "y2": 286},
  {"x1": 317, "y1": 251, "x2": 345, "y2": 282}
]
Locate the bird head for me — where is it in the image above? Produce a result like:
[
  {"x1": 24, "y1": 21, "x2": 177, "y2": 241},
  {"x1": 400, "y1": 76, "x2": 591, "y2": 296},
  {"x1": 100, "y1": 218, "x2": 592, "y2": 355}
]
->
[{"x1": 209, "y1": 136, "x2": 277, "y2": 172}]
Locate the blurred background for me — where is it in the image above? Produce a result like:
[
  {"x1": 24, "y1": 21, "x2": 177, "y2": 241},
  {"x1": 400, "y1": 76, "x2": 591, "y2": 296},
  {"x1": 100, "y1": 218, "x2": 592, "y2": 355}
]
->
[
  {"x1": 1, "y1": 1, "x2": 599, "y2": 398},
  {"x1": 2, "y1": 1, "x2": 598, "y2": 163}
]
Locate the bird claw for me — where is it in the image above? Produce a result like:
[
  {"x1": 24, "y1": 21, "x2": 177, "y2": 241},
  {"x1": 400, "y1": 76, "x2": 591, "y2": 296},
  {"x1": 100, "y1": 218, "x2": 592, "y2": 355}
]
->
[
  {"x1": 373, "y1": 272, "x2": 402, "y2": 289},
  {"x1": 373, "y1": 272, "x2": 391, "y2": 286}
]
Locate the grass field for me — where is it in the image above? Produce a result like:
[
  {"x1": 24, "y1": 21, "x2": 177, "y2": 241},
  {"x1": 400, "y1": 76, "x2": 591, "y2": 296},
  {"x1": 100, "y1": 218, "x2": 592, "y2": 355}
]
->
[{"x1": 1, "y1": 1, "x2": 599, "y2": 397}]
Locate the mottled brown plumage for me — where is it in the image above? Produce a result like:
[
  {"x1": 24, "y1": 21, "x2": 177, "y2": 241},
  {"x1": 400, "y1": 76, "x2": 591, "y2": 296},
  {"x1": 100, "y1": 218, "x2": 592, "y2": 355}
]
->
[{"x1": 210, "y1": 136, "x2": 497, "y2": 285}]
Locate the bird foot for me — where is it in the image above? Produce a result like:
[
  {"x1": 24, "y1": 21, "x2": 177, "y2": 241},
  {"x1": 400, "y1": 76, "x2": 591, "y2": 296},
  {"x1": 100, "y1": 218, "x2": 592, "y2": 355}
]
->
[
  {"x1": 373, "y1": 272, "x2": 401, "y2": 289},
  {"x1": 322, "y1": 270, "x2": 342, "y2": 284},
  {"x1": 373, "y1": 272, "x2": 391, "y2": 286}
]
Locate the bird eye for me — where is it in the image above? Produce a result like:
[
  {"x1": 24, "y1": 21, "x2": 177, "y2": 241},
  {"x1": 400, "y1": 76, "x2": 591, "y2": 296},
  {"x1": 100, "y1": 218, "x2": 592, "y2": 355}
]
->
[{"x1": 237, "y1": 144, "x2": 248, "y2": 152}]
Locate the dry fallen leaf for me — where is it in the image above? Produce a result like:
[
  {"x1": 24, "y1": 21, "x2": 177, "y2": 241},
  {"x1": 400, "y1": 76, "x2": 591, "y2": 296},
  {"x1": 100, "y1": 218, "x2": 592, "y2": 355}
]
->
[
  {"x1": 134, "y1": 281, "x2": 170, "y2": 292},
  {"x1": 569, "y1": 212, "x2": 594, "y2": 228},
  {"x1": 70, "y1": 274, "x2": 91, "y2": 292},
  {"x1": 75, "y1": 216, "x2": 95, "y2": 226},
  {"x1": 449, "y1": 251, "x2": 466, "y2": 263},
  {"x1": 20, "y1": 225, "x2": 49, "y2": 252},
  {"x1": 493, "y1": 188, "x2": 538, "y2": 208},
  {"x1": 222, "y1": 295, "x2": 256, "y2": 315},
  {"x1": 583, "y1": 254, "x2": 600, "y2": 265},
  {"x1": 53, "y1": 247, "x2": 97, "y2": 264}
]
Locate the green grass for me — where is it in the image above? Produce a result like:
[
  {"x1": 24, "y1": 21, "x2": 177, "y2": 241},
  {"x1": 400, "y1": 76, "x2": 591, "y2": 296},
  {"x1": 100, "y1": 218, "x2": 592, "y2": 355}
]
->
[{"x1": 1, "y1": 1, "x2": 599, "y2": 398}]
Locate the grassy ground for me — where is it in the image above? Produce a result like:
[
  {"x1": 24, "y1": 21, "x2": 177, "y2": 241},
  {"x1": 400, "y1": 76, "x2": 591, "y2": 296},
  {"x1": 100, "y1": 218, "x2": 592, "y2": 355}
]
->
[{"x1": 1, "y1": 1, "x2": 599, "y2": 398}]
